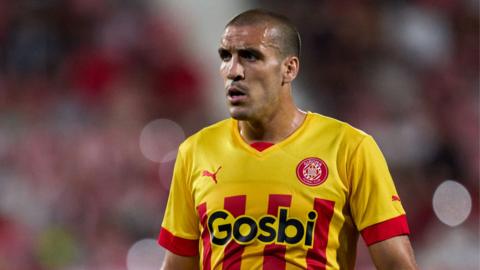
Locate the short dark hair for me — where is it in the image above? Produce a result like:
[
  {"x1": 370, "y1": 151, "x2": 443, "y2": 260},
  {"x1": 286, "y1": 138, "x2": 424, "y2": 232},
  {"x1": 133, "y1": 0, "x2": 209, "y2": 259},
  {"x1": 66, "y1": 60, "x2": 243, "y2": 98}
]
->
[{"x1": 225, "y1": 9, "x2": 301, "y2": 59}]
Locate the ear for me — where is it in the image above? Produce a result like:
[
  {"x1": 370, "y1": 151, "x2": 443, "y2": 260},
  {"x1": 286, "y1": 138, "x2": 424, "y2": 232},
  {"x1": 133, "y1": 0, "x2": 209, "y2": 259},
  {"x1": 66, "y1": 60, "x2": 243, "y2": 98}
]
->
[{"x1": 282, "y1": 56, "x2": 300, "y2": 84}]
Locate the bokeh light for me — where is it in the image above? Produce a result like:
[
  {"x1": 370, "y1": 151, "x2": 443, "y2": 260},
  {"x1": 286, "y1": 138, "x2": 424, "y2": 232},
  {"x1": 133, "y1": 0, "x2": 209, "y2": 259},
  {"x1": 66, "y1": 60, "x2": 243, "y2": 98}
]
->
[
  {"x1": 432, "y1": 180, "x2": 472, "y2": 227},
  {"x1": 139, "y1": 119, "x2": 185, "y2": 163},
  {"x1": 126, "y1": 238, "x2": 165, "y2": 270}
]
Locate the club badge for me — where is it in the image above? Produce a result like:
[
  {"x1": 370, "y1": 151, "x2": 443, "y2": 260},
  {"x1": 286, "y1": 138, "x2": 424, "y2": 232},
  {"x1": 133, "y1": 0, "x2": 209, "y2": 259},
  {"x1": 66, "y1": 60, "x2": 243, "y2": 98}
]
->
[{"x1": 296, "y1": 157, "x2": 329, "y2": 186}]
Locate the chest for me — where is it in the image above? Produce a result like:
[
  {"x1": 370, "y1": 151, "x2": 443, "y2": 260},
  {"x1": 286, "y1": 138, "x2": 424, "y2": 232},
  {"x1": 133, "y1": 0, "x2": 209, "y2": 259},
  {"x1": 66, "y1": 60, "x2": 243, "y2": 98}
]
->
[{"x1": 189, "y1": 147, "x2": 349, "y2": 219}]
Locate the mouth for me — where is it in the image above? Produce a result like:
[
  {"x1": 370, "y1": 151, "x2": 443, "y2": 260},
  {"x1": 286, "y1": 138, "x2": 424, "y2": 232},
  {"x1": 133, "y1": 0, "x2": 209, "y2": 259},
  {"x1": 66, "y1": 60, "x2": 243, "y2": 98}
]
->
[{"x1": 227, "y1": 86, "x2": 247, "y2": 104}]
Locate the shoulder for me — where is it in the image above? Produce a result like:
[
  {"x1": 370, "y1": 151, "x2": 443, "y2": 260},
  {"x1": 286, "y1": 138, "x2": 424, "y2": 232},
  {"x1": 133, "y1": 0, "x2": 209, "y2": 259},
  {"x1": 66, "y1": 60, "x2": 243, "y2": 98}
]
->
[
  {"x1": 306, "y1": 112, "x2": 369, "y2": 144},
  {"x1": 179, "y1": 118, "x2": 233, "y2": 153}
]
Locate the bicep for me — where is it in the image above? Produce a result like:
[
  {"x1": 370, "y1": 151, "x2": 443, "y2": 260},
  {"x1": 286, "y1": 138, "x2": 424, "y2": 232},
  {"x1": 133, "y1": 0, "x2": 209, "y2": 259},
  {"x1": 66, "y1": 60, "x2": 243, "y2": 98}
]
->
[
  {"x1": 368, "y1": 235, "x2": 418, "y2": 270},
  {"x1": 161, "y1": 250, "x2": 199, "y2": 270}
]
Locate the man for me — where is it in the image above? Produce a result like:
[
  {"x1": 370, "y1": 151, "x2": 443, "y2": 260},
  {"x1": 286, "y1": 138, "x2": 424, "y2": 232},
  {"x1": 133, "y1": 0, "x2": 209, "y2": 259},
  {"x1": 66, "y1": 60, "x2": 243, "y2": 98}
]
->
[{"x1": 158, "y1": 9, "x2": 418, "y2": 270}]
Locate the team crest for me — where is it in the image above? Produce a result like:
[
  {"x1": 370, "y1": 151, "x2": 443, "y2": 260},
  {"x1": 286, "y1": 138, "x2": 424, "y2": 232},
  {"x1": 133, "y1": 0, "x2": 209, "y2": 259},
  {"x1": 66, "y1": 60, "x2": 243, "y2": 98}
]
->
[{"x1": 296, "y1": 157, "x2": 328, "y2": 186}]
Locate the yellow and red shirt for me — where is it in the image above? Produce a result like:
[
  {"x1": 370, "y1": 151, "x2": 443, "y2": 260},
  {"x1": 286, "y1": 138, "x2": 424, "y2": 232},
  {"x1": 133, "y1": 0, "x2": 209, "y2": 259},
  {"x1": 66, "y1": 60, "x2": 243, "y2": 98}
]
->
[{"x1": 158, "y1": 112, "x2": 409, "y2": 270}]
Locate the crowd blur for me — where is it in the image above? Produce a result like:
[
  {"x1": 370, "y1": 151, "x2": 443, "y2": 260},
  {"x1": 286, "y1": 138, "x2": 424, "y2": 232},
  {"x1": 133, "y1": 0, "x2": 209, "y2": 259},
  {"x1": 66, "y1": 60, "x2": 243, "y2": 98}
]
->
[
  {"x1": 0, "y1": 1, "x2": 205, "y2": 269},
  {"x1": 0, "y1": 0, "x2": 478, "y2": 269}
]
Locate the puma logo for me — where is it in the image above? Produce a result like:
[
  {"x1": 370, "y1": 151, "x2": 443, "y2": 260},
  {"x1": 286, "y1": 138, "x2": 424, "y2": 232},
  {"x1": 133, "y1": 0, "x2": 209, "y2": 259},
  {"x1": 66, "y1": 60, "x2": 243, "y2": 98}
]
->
[{"x1": 202, "y1": 166, "x2": 222, "y2": 184}]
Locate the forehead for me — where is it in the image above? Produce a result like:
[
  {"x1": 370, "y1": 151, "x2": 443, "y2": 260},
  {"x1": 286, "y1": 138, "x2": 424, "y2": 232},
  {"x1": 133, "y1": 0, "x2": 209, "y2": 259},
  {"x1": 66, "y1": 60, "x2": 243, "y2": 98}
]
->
[{"x1": 220, "y1": 25, "x2": 279, "y2": 51}]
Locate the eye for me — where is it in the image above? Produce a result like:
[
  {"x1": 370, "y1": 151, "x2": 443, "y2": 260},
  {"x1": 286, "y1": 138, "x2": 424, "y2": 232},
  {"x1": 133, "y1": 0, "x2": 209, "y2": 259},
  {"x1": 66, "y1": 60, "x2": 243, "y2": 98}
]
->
[
  {"x1": 218, "y1": 49, "x2": 231, "y2": 62},
  {"x1": 239, "y1": 50, "x2": 258, "y2": 62}
]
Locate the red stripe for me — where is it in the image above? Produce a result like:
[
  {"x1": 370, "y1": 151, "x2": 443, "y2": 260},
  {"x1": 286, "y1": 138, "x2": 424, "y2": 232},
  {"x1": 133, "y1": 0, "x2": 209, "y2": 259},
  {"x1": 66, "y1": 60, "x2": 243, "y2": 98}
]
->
[
  {"x1": 306, "y1": 198, "x2": 335, "y2": 270},
  {"x1": 222, "y1": 195, "x2": 247, "y2": 270},
  {"x1": 263, "y1": 194, "x2": 292, "y2": 270},
  {"x1": 361, "y1": 214, "x2": 410, "y2": 246},
  {"x1": 158, "y1": 227, "x2": 199, "y2": 256},
  {"x1": 197, "y1": 202, "x2": 211, "y2": 270}
]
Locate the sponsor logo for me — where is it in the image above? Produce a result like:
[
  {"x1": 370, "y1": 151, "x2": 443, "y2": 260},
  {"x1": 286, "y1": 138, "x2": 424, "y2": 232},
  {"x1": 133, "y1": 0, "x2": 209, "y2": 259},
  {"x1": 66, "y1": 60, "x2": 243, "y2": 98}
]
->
[
  {"x1": 202, "y1": 166, "x2": 222, "y2": 183},
  {"x1": 296, "y1": 157, "x2": 328, "y2": 186},
  {"x1": 207, "y1": 208, "x2": 317, "y2": 247}
]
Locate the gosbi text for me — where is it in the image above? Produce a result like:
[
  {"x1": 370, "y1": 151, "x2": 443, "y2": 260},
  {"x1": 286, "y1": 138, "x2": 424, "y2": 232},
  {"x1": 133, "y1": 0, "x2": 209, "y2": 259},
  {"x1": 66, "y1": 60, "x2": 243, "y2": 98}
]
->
[
  {"x1": 205, "y1": 195, "x2": 335, "y2": 249},
  {"x1": 208, "y1": 207, "x2": 317, "y2": 247}
]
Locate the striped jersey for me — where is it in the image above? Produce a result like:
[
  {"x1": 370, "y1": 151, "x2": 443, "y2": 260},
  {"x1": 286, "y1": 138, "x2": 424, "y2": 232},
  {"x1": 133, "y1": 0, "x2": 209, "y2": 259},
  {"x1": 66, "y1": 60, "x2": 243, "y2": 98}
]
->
[{"x1": 158, "y1": 112, "x2": 409, "y2": 270}]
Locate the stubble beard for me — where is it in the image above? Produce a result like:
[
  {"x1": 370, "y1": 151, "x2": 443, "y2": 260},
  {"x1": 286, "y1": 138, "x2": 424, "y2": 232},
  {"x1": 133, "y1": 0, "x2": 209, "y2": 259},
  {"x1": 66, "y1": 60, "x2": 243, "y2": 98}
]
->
[{"x1": 229, "y1": 106, "x2": 250, "y2": 121}]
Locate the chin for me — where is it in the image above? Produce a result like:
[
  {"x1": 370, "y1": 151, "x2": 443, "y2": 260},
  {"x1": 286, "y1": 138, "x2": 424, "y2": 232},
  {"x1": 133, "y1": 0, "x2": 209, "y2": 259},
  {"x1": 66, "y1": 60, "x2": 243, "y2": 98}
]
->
[
  {"x1": 230, "y1": 113, "x2": 249, "y2": 121},
  {"x1": 229, "y1": 108, "x2": 250, "y2": 120}
]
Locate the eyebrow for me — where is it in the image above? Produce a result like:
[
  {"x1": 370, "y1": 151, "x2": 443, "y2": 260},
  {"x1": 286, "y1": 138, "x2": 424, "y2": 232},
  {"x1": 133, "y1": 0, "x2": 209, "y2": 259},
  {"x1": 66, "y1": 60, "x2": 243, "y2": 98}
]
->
[
  {"x1": 241, "y1": 47, "x2": 262, "y2": 57},
  {"x1": 218, "y1": 47, "x2": 263, "y2": 56},
  {"x1": 218, "y1": 47, "x2": 228, "y2": 54}
]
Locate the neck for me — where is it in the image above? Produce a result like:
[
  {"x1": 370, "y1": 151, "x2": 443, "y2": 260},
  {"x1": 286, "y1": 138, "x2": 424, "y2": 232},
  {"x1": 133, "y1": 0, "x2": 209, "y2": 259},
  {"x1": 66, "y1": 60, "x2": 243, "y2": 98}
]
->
[{"x1": 238, "y1": 106, "x2": 307, "y2": 144}]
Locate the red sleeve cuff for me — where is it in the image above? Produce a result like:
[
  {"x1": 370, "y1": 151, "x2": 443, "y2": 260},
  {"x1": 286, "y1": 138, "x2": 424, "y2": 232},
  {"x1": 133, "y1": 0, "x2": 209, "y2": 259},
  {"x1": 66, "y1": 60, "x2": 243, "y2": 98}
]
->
[
  {"x1": 361, "y1": 215, "x2": 410, "y2": 246},
  {"x1": 158, "y1": 227, "x2": 199, "y2": 256}
]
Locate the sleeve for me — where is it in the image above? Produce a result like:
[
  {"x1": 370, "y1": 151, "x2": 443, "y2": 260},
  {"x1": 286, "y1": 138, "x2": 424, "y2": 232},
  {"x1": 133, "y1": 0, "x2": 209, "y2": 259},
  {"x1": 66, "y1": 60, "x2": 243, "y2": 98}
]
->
[
  {"x1": 158, "y1": 145, "x2": 200, "y2": 256},
  {"x1": 348, "y1": 135, "x2": 410, "y2": 246}
]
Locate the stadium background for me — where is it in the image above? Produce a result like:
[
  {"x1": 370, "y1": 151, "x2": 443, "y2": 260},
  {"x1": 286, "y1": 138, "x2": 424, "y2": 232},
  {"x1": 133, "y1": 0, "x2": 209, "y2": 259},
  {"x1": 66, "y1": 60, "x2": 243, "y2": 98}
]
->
[{"x1": 0, "y1": 0, "x2": 478, "y2": 269}]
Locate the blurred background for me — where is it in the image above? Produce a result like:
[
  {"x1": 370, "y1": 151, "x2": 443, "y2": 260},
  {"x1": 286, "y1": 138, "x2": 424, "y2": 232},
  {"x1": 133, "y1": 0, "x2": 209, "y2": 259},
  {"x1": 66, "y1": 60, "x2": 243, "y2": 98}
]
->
[{"x1": 0, "y1": 0, "x2": 478, "y2": 269}]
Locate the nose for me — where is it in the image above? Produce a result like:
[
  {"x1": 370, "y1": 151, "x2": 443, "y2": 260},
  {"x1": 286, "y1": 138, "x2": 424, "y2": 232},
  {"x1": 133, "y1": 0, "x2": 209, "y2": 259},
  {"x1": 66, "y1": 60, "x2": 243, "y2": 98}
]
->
[{"x1": 225, "y1": 56, "x2": 244, "y2": 81}]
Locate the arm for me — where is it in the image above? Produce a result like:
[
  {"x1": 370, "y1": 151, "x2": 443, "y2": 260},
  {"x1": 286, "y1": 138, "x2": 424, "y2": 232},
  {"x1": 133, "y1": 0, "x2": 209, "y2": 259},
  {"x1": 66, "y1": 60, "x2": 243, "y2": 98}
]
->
[
  {"x1": 159, "y1": 147, "x2": 200, "y2": 270},
  {"x1": 347, "y1": 136, "x2": 417, "y2": 268},
  {"x1": 368, "y1": 235, "x2": 418, "y2": 270},
  {"x1": 161, "y1": 250, "x2": 199, "y2": 270}
]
